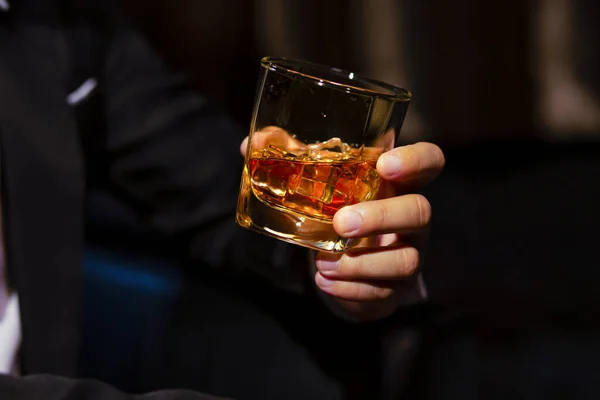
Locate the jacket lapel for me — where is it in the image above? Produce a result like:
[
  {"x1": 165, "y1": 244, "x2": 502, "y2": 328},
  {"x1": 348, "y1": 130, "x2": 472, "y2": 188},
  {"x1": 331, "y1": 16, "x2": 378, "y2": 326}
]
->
[{"x1": 0, "y1": 15, "x2": 84, "y2": 376}]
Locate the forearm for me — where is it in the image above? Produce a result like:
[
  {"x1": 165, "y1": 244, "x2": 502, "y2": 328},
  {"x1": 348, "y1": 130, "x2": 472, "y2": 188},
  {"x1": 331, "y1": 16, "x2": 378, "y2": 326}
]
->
[{"x1": 103, "y1": 25, "x2": 312, "y2": 292}]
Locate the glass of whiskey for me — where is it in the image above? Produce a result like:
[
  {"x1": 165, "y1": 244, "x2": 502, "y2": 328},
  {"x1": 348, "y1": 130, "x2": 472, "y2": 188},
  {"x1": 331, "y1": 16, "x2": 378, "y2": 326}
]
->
[{"x1": 236, "y1": 57, "x2": 411, "y2": 252}]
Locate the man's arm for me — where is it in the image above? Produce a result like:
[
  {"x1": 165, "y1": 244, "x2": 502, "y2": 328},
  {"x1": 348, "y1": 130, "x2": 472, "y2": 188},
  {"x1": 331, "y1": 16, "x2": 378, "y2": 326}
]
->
[
  {"x1": 101, "y1": 26, "x2": 308, "y2": 292},
  {"x1": 99, "y1": 23, "x2": 444, "y2": 320},
  {"x1": 0, "y1": 374, "x2": 226, "y2": 400}
]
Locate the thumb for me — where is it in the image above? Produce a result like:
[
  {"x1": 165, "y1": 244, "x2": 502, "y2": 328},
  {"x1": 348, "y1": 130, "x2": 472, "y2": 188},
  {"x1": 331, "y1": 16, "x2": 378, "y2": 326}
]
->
[{"x1": 240, "y1": 136, "x2": 249, "y2": 157}]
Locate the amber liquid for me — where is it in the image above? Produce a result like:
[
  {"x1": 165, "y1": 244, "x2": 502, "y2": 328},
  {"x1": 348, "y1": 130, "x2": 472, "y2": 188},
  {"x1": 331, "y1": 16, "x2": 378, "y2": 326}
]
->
[{"x1": 237, "y1": 140, "x2": 382, "y2": 252}]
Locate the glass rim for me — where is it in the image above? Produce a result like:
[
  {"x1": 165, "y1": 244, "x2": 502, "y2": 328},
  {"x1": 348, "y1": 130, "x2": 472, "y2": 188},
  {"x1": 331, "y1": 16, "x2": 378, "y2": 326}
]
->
[{"x1": 261, "y1": 56, "x2": 412, "y2": 102}]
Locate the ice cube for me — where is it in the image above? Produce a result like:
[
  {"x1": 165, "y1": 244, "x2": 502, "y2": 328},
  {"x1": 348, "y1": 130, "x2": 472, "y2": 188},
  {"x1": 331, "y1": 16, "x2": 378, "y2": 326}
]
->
[
  {"x1": 251, "y1": 167, "x2": 269, "y2": 189},
  {"x1": 287, "y1": 164, "x2": 343, "y2": 204},
  {"x1": 251, "y1": 159, "x2": 293, "y2": 198},
  {"x1": 305, "y1": 138, "x2": 362, "y2": 161},
  {"x1": 356, "y1": 162, "x2": 380, "y2": 185},
  {"x1": 266, "y1": 174, "x2": 289, "y2": 197},
  {"x1": 309, "y1": 137, "x2": 345, "y2": 153},
  {"x1": 283, "y1": 191, "x2": 324, "y2": 215},
  {"x1": 307, "y1": 138, "x2": 343, "y2": 161},
  {"x1": 344, "y1": 144, "x2": 364, "y2": 160},
  {"x1": 332, "y1": 177, "x2": 354, "y2": 203},
  {"x1": 263, "y1": 145, "x2": 294, "y2": 159},
  {"x1": 266, "y1": 161, "x2": 295, "y2": 197},
  {"x1": 353, "y1": 162, "x2": 381, "y2": 202}
]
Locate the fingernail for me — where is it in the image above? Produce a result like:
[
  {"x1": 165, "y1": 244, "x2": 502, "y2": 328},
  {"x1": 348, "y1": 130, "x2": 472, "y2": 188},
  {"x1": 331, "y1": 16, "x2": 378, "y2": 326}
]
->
[
  {"x1": 379, "y1": 154, "x2": 402, "y2": 176},
  {"x1": 337, "y1": 209, "x2": 363, "y2": 236},
  {"x1": 316, "y1": 273, "x2": 335, "y2": 287},
  {"x1": 316, "y1": 257, "x2": 338, "y2": 271}
]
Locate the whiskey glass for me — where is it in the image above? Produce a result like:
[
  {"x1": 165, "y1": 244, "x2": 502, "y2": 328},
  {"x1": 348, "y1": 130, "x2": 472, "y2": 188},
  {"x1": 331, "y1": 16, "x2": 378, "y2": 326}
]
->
[{"x1": 236, "y1": 57, "x2": 411, "y2": 252}]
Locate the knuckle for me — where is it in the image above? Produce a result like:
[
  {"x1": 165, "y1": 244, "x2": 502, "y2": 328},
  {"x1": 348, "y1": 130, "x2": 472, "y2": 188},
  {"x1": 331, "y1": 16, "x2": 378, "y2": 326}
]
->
[
  {"x1": 396, "y1": 247, "x2": 420, "y2": 277},
  {"x1": 369, "y1": 285, "x2": 394, "y2": 301},
  {"x1": 403, "y1": 145, "x2": 421, "y2": 171},
  {"x1": 417, "y1": 142, "x2": 445, "y2": 168},
  {"x1": 413, "y1": 194, "x2": 432, "y2": 227},
  {"x1": 339, "y1": 253, "x2": 360, "y2": 276},
  {"x1": 345, "y1": 282, "x2": 363, "y2": 300},
  {"x1": 376, "y1": 202, "x2": 392, "y2": 229},
  {"x1": 347, "y1": 254, "x2": 366, "y2": 278}
]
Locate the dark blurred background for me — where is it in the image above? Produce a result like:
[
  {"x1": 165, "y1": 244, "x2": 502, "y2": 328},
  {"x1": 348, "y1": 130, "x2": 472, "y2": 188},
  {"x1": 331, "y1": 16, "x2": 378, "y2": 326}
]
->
[{"x1": 85, "y1": 0, "x2": 600, "y2": 399}]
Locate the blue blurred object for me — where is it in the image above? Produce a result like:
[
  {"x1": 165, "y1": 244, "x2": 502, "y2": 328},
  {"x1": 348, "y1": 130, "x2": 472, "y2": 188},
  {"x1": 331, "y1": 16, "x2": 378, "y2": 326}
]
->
[{"x1": 80, "y1": 246, "x2": 183, "y2": 392}]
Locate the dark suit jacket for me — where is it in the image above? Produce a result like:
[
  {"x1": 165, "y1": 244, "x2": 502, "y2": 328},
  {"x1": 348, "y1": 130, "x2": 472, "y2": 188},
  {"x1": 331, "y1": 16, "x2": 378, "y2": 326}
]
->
[{"x1": 0, "y1": 0, "x2": 306, "y2": 398}]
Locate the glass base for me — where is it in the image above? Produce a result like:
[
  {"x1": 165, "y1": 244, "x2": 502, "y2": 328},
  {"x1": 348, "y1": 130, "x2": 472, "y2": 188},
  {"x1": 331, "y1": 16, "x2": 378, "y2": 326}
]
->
[{"x1": 236, "y1": 184, "x2": 349, "y2": 253}]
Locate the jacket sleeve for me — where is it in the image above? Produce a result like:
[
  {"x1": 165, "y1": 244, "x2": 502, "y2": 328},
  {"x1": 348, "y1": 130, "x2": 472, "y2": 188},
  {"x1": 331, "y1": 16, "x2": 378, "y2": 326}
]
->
[
  {"x1": 0, "y1": 374, "x2": 228, "y2": 400},
  {"x1": 101, "y1": 25, "x2": 309, "y2": 293}
]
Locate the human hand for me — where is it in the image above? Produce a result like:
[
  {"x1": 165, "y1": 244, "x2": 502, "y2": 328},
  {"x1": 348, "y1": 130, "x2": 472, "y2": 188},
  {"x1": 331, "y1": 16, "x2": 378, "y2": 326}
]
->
[
  {"x1": 240, "y1": 131, "x2": 445, "y2": 321},
  {"x1": 314, "y1": 142, "x2": 445, "y2": 321}
]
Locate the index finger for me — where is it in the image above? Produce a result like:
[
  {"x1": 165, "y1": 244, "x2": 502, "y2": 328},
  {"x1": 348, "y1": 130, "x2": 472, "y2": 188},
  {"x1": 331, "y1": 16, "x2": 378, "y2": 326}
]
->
[
  {"x1": 376, "y1": 142, "x2": 445, "y2": 187},
  {"x1": 333, "y1": 193, "x2": 431, "y2": 238}
]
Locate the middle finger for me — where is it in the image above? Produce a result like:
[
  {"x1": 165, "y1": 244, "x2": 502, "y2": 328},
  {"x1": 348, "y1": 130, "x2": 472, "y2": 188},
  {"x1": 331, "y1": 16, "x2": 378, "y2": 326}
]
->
[
  {"x1": 333, "y1": 193, "x2": 432, "y2": 238},
  {"x1": 316, "y1": 244, "x2": 421, "y2": 281}
]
